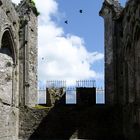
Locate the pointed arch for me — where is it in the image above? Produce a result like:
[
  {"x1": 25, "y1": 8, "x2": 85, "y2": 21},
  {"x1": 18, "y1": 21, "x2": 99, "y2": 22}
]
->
[
  {"x1": 0, "y1": 27, "x2": 17, "y2": 64},
  {"x1": 0, "y1": 27, "x2": 17, "y2": 105}
]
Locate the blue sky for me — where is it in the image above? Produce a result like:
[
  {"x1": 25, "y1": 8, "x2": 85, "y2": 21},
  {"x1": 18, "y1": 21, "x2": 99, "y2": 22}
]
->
[
  {"x1": 12, "y1": 0, "x2": 127, "y2": 103},
  {"x1": 57, "y1": 0, "x2": 104, "y2": 52},
  {"x1": 55, "y1": 0, "x2": 126, "y2": 88},
  {"x1": 34, "y1": 0, "x2": 126, "y2": 88},
  {"x1": 57, "y1": 0, "x2": 105, "y2": 88}
]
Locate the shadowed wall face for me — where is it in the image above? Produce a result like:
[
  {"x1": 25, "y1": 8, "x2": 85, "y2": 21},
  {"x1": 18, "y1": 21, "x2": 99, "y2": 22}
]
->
[
  {"x1": 29, "y1": 105, "x2": 124, "y2": 140},
  {"x1": 76, "y1": 87, "x2": 96, "y2": 105},
  {"x1": 100, "y1": 0, "x2": 140, "y2": 139}
]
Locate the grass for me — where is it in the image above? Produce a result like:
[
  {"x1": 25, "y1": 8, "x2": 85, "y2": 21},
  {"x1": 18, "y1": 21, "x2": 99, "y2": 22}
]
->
[{"x1": 33, "y1": 105, "x2": 50, "y2": 109}]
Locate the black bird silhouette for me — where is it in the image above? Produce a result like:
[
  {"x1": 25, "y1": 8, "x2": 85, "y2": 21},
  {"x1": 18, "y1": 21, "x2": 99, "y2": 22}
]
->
[
  {"x1": 64, "y1": 20, "x2": 68, "y2": 24},
  {"x1": 79, "y1": 9, "x2": 83, "y2": 13}
]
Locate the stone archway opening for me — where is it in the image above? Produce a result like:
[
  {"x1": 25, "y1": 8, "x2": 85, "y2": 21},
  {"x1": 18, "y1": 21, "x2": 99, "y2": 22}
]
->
[{"x1": 0, "y1": 30, "x2": 15, "y2": 105}]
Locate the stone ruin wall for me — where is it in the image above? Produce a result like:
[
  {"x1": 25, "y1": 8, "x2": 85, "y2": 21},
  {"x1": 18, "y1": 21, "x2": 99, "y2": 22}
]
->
[
  {"x1": 100, "y1": 0, "x2": 140, "y2": 139},
  {"x1": 119, "y1": 0, "x2": 140, "y2": 138},
  {"x1": 0, "y1": 0, "x2": 19, "y2": 139},
  {"x1": 0, "y1": 0, "x2": 140, "y2": 139},
  {"x1": 0, "y1": 0, "x2": 38, "y2": 139},
  {"x1": 17, "y1": 0, "x2": 38, "y2": 107}
]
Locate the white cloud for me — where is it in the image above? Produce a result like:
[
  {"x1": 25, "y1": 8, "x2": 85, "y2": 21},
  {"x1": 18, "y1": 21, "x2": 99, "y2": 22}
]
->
[{"x1": 12, "y1": 0, "x2": 104, "y2": 86}]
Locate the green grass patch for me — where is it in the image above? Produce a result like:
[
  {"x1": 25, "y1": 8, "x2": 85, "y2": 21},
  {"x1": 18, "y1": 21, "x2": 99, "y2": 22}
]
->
[{"x1": 33, "y1": 105, "x2": 50, "y2": 109}]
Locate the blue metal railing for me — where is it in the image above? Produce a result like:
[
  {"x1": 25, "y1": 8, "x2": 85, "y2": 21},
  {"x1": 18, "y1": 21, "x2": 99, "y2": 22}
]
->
[
  {"x1": 46, "y1": 80, "x2": 66, "y2": 88},
  {"x1": 76, "y1": 80, "x2": 96, "y2": 88},
  {"x1": 37, "y1": 80, "x2": 104, "y2": 104}
]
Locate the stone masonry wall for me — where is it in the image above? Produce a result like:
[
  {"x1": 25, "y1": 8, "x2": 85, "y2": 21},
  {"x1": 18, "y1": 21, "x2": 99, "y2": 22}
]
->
[
  {"x1": 99, "y1": 0, "x2": 123, "y2": 104},
  {"x1": 17, "y1": 0, "x2": 38, "y2": 107},
  {"x1": 0, "y1": 54, "x2": 13, "y2": 104},
  {"x1": 100, "y1": 0, "x2": 140, "y2": 139},
  {"x1": 0, "y1": 0, "x2": 38, "y2": 139},
  {"x1": 0, "y1": 0, "x2": 19, "y2": 139},
  {"x1": 19, "y1": 107, "x2": 50, "y2": 140},
  {"x1": 0, "y1": 102, "x2": 19, "y2": 140},
  {"x1": 120, "y1": 1, "x2": 140, "y2": 139},
  {"x1": 0, "y1": 0, "x2": 19, "y2": 105},
  {"x1": 27, "y1": 10, "x2": 38, "y2": 107}
]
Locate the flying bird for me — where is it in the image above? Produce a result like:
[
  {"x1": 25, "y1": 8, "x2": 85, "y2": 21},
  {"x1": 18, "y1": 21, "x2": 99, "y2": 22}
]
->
[
  {"x1": 64, "y1": 20, "x2": 68, "y2": 24},
  {"x1": 79, "y1": 9, "x2": 83, "y2": 13}
]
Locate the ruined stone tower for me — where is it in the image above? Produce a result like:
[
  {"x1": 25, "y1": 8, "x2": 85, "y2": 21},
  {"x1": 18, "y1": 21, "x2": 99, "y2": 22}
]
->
[
  {"x1": 0, "y1": 0, "x2": 38, "y2": 139},
  {"x1": 100, "y1": 0, "x2": 140, "y2": 106},
  {"x1": 99, "y1": 0, "x2": 123, "y2": 104},
  {"x1": 17, "y1": 0, "x2": 38, "y2": 107},
  {"x1": 100, "y1": 0, "x2": 140, "y2": 139}
]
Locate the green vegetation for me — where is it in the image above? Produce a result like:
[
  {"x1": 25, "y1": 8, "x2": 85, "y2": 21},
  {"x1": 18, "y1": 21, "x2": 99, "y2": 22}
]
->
[
  {"x1": 31, "y1": 0, "x2": 35, "y2": 5},
  {"x1": 30, "y1": 0, "x2": 40, "y2": 16},
  {"x1": 33, "y1": 105, "x2": 50, "y2": 109}
]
